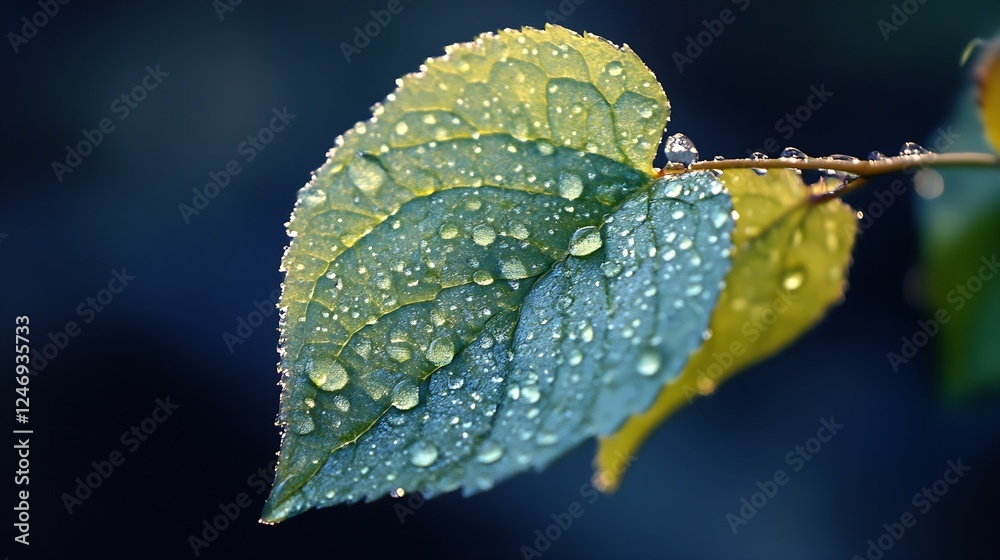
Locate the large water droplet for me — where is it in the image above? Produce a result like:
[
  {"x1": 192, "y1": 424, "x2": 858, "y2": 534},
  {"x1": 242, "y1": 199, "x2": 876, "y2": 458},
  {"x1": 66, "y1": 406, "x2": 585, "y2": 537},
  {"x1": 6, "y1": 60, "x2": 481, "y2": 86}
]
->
[
  {"x1": 558, "y1": 172, "x2": 584, "y2": 200},
  {"x1": 391, "y1": 379, "x2": 420, "y2": 410},
  {"x1": 347, "y1": 156, "x2": 388, "y2": 193},
  {"x1": 476, "y1": 442, "x2": 504, "y2": 464},
  {"x1": 664, "y1": 133, "x2": 699, "y2": 167},
  {"x1": 637, "y1": 348, "x2": 661, "y2": 376},
  {"x1": 409, "y1": 443, "x2": 438, "y2": 467},
  {"x1": 473, "y1": 270, "x2": 494, "y2": 285},
  {"x1": 605, "y1": 60, "x2": 624, "y2": 77},
  {"x1": 309, "y1": 358, "x2": 349, "y2": 392},
  {"x1": 439, "y1": 223, "x2": 459, "y2": 239},
  {"x1": 782, "y1": 267, "x2": 806, "y2": 291},
  {"x1": 750, "y1": 152, "x2": 768, "y2": 176},
  {"x1": 868, "y1": 150, "x2": 887, "y2": 161},
  {"x1": 426, "y1": 337, "x2": 455, "y2": 367},
  {"x1": 472, "y1": 224, "x2": 496, "y2": 246},
  {"x1": 780, "y1": 147, "x2": 808, "y2": 160},
  {"x1": 899, "y1": 142, "x2": 929, "y2": 156},
  {"x1": 568, "y1": 226, "x2": 603, "y2": 256},
  {"x1": 500, "y1": 257, "x2": 527, "y2": 279}
]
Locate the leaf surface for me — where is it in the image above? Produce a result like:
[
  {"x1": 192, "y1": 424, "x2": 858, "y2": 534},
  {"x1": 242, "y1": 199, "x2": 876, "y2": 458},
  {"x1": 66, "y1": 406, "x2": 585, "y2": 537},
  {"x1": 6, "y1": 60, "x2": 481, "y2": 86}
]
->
[
  {"x1": 595, "y1": 169, "x2": 857, "y2": 490},
  {"x1": 263, "y1": 24, "x2": 734, "y2": 523}
]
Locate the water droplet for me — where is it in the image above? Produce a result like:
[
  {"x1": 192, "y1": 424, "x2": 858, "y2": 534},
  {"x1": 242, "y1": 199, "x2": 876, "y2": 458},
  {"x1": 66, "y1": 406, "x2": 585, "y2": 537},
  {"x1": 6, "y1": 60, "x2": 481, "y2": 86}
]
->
[
  {"x1": 439, "y1": 223, "x2": 459, "y2": 239},
  {"x1": 750, "y1": 152, "x2": 769, "y2": 175},
  {"x1": 500, "y1": 257, "x2": 527, "y2": 278},
  {"x1": 521, "y1": 385, "x2": 541, "y2": 403},
  {"x1": 822, "y1": 154, "x2": 861, "y2": 180},
  {"x1": 308, "y1": 358, "x2": 349, "y2": 391},
  {"x1": 333, "y1": 395, "x2": 350, "y2": 412},
  {"x1": 637, "y1": 348, "x2": 661, "y2": 376},
  {"x1": 536, "y1": 432, "x2": 559, "y2": 446},
  {"x1": 395, "y1": 121, "x2": 409, "y2": 135},
  {"x1": 569, "y1": 226, "x2": 603, "y2": 256},
  {"x1": 605, "y1": 60, "x2": 624, "y2": 77},
  {"x1": 388, "y1": 345, "x2": 411, "y2": 362},
  {"x1": 472, "y1": 224, "x2": 496, "y2": 246},
  {"x1": 899, "y1": 142, "x2": 929, "y2": 156},
  {"x1": 868, "y1": 150, "x2": 887, "y2": 161},
  {"x1": 601, "y1": 261, "x2": 623, "y2": 277},
  {"x1": 568, "y1": 349, "x2": 584, "y2": 365},
  {"x1": 448, "y1": 376, "x2": 465, "y2": 390},
  {"x1": 391, "y1": 379, "x2": 420, "y2": 410},
  {"x1": 780, "y1": 147, "x2": 808, "y2": 160},
  {"x1": 409, "y1": 443, "x2": 438, "y2": 467},
  {"x1": 558, "y1": 173, "x2": 584, "y2": 200},
  {"x1": 426, "y1": 337, "x2": 454, "y2": 367},
  {"x1": 509, "y1": 222, "x2": 529, "y2": 240},
  {"x1": 476, "y1": 442, "x2": 504, "y2": 464},
  {"x1": 782, "y1": 267, "x2": 806, "y2": 291},
  {"x1": 664, "y1": 133, "x2": 699, "y2": 167},
  {"x1": 473, "y1": 270, "x2": 494, "y2": 285},
  {"x1": 348, "y1": 156, "x2": 388, "y2": 193}
]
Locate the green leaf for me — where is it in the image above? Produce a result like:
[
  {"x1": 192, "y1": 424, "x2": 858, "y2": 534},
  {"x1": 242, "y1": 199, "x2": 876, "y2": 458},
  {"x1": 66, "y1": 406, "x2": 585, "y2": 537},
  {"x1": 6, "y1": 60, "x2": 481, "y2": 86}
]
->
[
  {"x1": 262, "y1": 24, "x2": 734, "y2": 523},
  {"x1": 596, "y1": 169, "x2": 858, "y2": 490},
  {"x1": 918, "y1": 63, "x2": 1000, "y2": 400}
]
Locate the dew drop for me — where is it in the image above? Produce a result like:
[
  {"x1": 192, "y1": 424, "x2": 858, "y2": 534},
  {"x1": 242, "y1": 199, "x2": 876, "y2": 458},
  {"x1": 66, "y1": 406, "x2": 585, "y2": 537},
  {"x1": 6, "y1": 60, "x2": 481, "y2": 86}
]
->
[
  {"x1": 782, "y1": 267, "x2": 806, "y2": 291},
  {"x1": 395, "y1": 121, "x2": 409, "y2": 135},
  {"x1": 308, "y1": 358, "x2": 349, "y2": 391},
  {"x1": 750, "y1": 151, "x2": 769, "y2": 175},
  {"x1": 347, "y1": 156, "x2": 388, "y2": 193},
  {"x1": 569, "y1": 226, "x2": 603, "y2": 256},
  {"x1": 780, "y1": 147, "x2": 808, "y2": 160},
  {"x1": 500, "y1": 257, "x2": 527, "y2": 279},
  {"x1": 333, "y1": 395, "x2": 351, "y2": 412},
  {"x1": 509, "y1": 222, "x2": 529, "y2": 240},
  {"x1": 521, "y1": 385, "x2": 541, "y2": 403},
  {"x1": 473, "y1": 270, "x2": 494, "y2": 285},
  {"x1": 409, "y1": 443, "x2": 438, "y2": 467},
  {"x1": 558, "y1": 173, "x2": 584, "y2": 200},
  {"x1": 391, "y1": 380, "x2": 420, "y2": 410},
  {"x1": 426, "y1": 337, "x2": 455, "y2": 367},
  {"x1": 868, "y1": 150, "x2": 887, "y2": 161},
  {"x1": 605, "y1": 60, "x2": 624, "y2": 77},
  {"x1": 600, "y1": 261, "x2": 623, "y2": 277},
  {"x1": 439, "y1": 223, "x2": 459, "y2": 239},
  {"x1": 664, "y1": 133, "x2": 699, "y2": 167},
  {"x1": 476, "y1": 442, "x2": 504, "y2": 464},
  {"x1": 637, "y1": 348, "x2": 661, "y2": 376},
  {"x1": 472, "y1": 224, "x2": 497, "y2": 246},
  {"x1": 899, "y1": 142, "x2": 929, "y2": 156},
  {"x1": 536, "y1": 432, "x2": 559, "y2": 446}
]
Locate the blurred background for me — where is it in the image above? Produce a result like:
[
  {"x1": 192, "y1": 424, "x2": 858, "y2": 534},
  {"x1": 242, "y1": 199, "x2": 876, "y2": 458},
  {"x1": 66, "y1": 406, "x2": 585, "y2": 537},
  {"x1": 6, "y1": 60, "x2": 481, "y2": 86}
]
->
[{"x1": 3, "y1": 0, "x2": 1000, "y2": 558}]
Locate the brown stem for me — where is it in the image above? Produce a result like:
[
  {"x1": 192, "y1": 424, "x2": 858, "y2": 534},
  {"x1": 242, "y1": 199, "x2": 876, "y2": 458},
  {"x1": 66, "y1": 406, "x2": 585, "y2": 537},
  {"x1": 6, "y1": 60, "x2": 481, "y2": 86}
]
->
[{"x1": 658, "y1": 152, "x2": 999, "y2": 177}]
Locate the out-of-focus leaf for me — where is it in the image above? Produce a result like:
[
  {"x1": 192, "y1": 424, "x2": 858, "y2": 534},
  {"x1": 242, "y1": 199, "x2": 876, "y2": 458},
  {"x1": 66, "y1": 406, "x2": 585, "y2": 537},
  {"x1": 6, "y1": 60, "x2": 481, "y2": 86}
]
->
[
  {"x1": 596, "y1": 170, "x2": 857, "y2": 490},
  {"x1": 918, "y1": 51, "x2": 1000, "y2": 400},
  {"x1": 263, "y1": 24, "x2": 735, "y2": 523}
]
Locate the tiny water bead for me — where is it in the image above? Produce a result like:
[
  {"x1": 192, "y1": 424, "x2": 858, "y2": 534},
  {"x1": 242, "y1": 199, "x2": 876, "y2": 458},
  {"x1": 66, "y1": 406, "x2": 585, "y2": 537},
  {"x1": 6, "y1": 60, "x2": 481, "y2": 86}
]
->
[
  {"x1": 636, "y1": 348, "x2": 661, "y2": 376},
  {"x1": 750, "y1": 151, "x2": 769, "y2": 176},
  {"x1": 409, "y1": 443, "x2": 439, "y2": 467},
  {"x1": 472, "y1": 224, "x2": 497, "y2": 246},
  {"x1": 476, "y1": 442, "x2": 504, "y2": 464},
  {"x1": 558, "y1": 172, "x2": 584, "y2": 200},
  {"x1": 779, "y1": 147, "x2": 809, "y2": 160},
  {"x1": 568, "y1": 226, "x2": 603, "y2": 256},
  {"x1": 867, "y1": 150, "x2": 887, "y2": 161},
  {"x1": 426, "y1": 336, "x2": 455, "y2": 367},
  {"x1": 664, "y1": 133, "x2": 699, "y2": 167},
  {"x1": 899, "y1": 142, "x2": 930, "y2": 156},
  {"x1": 781, "y1": 267, "x2": 806, "y2": 291},
  {"x1": 473, "y1": 270, "x2": 494, "y2": 285},
  {"x1": 391, "y1": 380, "x2": 420, "y2": 410}
]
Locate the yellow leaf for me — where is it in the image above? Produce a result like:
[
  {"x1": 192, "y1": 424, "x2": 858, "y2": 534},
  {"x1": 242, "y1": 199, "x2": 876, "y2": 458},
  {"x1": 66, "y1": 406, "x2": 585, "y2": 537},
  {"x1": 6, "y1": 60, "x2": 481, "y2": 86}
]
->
[
  {"x1": 976, "y1": 35, "x2": 1000, "y2": 153},
  {"x1": 594, "y1": 170, "x2": 857, "y2": 491}
]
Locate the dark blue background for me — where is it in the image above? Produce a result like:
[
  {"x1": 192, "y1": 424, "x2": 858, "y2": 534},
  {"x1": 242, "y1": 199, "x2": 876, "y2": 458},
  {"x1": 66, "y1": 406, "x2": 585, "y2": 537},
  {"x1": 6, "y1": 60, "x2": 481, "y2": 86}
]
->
[{"x1": 2, "y1": 1, "x2": 999, "y2": 558}]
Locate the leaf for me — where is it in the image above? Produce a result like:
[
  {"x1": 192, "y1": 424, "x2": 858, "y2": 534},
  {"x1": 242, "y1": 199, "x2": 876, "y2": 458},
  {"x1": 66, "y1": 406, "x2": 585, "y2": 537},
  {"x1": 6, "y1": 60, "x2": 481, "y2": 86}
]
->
[
  {"x1": 976, "y1": 34, "x2": 1000, "y2": 153},
  {"x1": 918, "y1": 62, "x2": 1000, "y2": 400},
  {"x1": 595, "y1": 169, "x2": 858, "y2": 490},
  {"x1": 263, "y1": 24, "x2": 735, "y2": 523}
]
